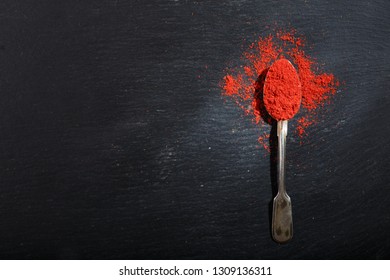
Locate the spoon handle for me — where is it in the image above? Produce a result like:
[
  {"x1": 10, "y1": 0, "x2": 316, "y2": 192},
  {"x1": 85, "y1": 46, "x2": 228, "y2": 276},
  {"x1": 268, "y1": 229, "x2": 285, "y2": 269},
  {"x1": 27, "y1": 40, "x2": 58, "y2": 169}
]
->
[{"x1": 272, "y1": 120, "x2": 293, "y2": 243}]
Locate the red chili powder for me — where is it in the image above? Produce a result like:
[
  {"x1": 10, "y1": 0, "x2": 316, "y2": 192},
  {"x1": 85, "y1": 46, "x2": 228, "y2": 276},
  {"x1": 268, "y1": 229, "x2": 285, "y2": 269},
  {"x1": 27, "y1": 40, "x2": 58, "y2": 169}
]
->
[
  {"x1": 222, "y1": 29, "x2": 339, "y2": 150},
  {"x1": 263, "y1": 58, "x2": 301, "y2": 120}
]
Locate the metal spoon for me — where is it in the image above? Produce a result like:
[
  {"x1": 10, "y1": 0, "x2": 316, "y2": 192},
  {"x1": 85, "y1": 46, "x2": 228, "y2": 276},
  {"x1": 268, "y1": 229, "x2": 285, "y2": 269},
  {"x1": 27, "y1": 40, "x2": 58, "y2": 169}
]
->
[{"x1": 263, "y1": 59, "x2": 301, "y2": 243}]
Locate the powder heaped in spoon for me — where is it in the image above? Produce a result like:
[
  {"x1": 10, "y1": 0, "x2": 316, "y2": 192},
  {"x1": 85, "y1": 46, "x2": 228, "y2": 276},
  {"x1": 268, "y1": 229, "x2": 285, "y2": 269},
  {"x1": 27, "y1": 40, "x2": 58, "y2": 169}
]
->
[{"x1": 263, "y1": 59, "x2": 302, "y2": 121}]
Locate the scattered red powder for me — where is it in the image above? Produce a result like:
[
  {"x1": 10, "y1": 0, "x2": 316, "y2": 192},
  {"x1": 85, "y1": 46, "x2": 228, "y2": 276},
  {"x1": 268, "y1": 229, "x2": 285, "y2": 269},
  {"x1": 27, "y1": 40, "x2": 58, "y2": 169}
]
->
[
  {"x1": 296, "y1": 117, "x2": 315, "y2": 137},
  {"x1": 263, "y1": 59, "x2": 301, "y2": 120},
  {"x1": 222, "y1": 29, "x2": 339, "y2": 150}
]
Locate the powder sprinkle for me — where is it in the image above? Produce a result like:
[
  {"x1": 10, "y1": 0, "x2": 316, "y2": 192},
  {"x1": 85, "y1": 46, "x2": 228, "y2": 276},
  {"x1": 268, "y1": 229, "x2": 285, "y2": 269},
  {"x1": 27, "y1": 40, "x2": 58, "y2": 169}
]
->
[{"x1": 222, "y1": 29, "x2": 340, "y2": 150}]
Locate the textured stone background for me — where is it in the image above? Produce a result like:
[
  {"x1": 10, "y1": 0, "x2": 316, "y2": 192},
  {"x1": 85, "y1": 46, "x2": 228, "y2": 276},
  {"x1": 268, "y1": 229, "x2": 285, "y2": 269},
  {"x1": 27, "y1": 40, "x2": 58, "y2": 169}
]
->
[{"x1": 0, "y1": 0, "x2": 389, "y2": 259}]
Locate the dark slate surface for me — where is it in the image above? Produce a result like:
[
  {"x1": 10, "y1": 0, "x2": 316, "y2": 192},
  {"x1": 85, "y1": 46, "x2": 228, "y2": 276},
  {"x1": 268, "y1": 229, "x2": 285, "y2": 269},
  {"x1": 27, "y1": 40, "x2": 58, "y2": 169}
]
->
[{"x1": 0, "y1": 0, "x2": 389, "y2": 259}]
